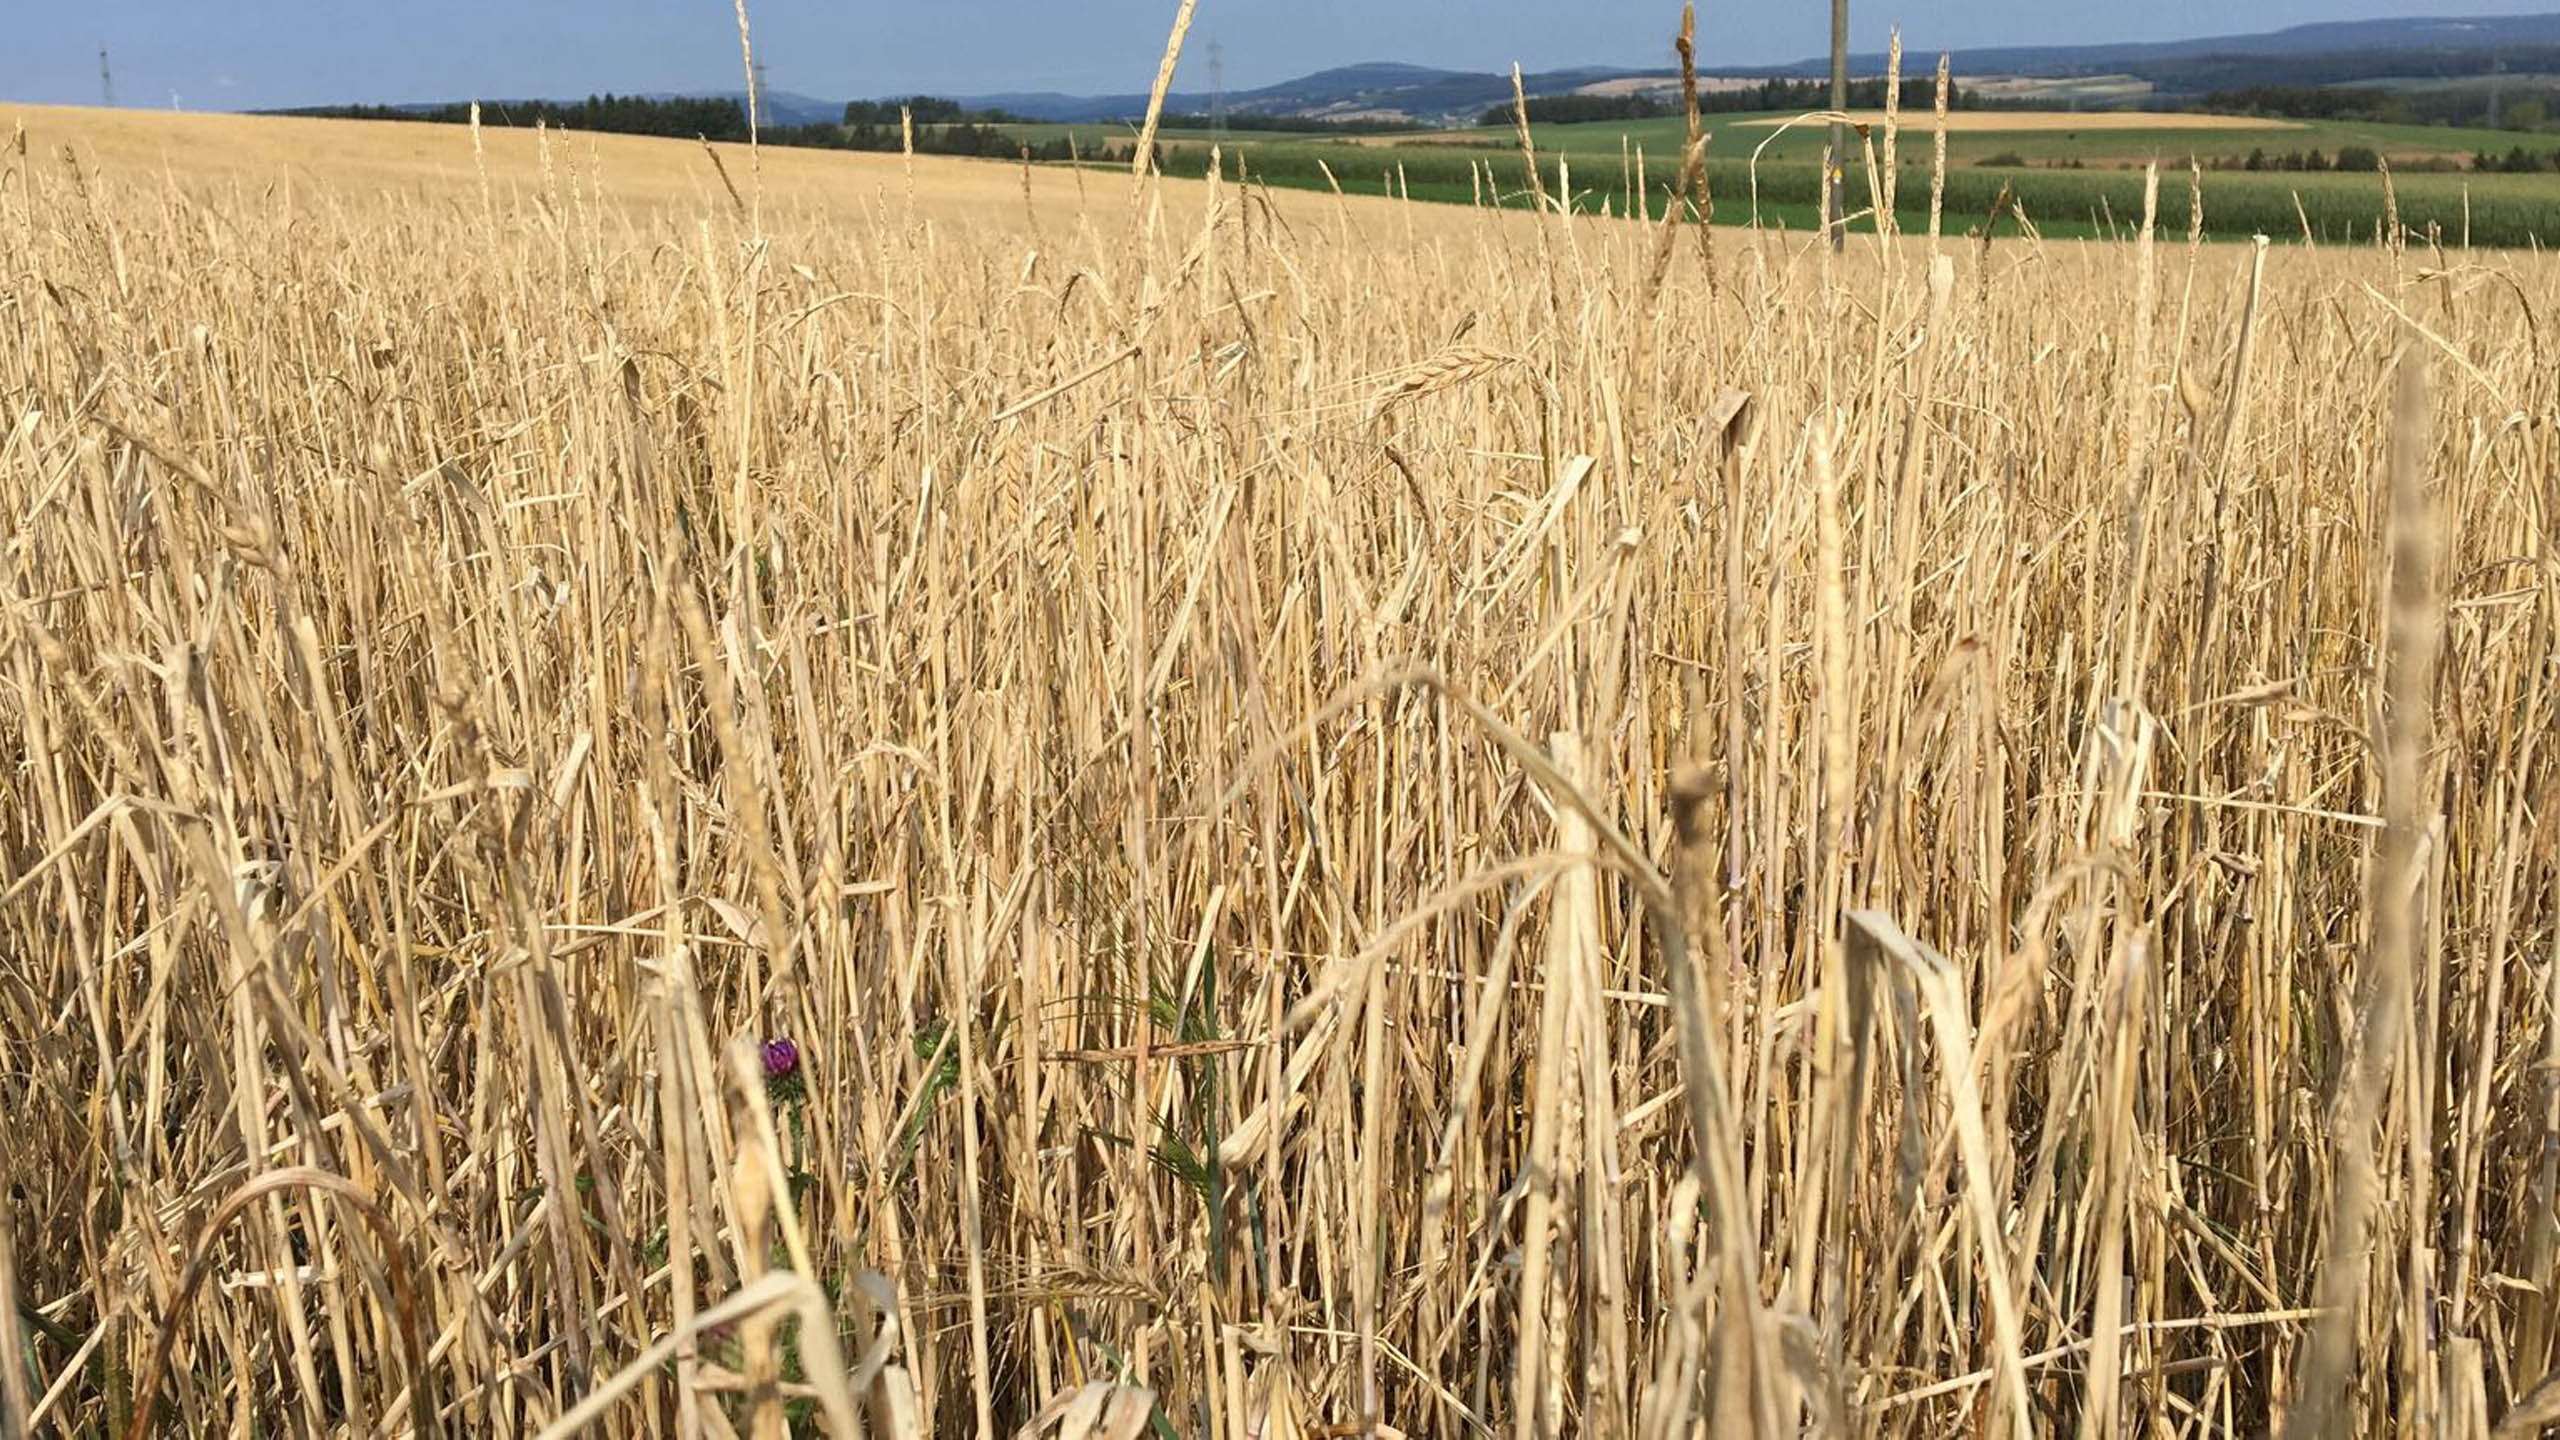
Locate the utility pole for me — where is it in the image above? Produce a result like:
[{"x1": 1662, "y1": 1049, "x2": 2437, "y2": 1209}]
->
[
  {"x1": 1208, "y1": 38, "x2": 1226, "y2": 139},
  {"x1": 99, "y1": 48, "x2": 115, "y2": 109},
  {"x1": 1828, "y1": 0, "x2": 1848, "y2": 249}
]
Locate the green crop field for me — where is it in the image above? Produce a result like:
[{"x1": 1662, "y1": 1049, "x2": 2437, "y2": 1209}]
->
[
  {"x1": 1498, "y1": 110, "x2": 2536, "y2": 168},
  {"x1": 1041, "y1": 109, "x2": 2537, "y2": 170},
  {"x1": 1058, "y1": 108, "x2": 2560, "y2": 248}
]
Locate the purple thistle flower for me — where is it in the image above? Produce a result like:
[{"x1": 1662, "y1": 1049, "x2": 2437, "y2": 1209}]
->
[{"x1": 762, "y1": 1037, "x2": 802, "y2": 1081}]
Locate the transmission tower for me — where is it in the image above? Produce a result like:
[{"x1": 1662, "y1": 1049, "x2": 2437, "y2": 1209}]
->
[
  {"x1": 1208, "y1": 39, "x2": 1227, "y2": 138},
  {"x1": 99, "y1": 48, "x2": 115, "y2": 109}
]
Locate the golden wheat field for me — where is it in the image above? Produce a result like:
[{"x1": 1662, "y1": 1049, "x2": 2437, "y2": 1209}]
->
[{"x1": 3, "y1": 94, "x2": 2558, "y2": 1439}]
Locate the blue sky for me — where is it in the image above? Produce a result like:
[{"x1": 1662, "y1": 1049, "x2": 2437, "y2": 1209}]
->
[{"x1": 6, "y1": 1, "x2": 2556, "y2": 112}]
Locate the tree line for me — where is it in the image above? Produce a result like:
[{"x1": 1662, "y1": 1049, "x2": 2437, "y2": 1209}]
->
[
  {"x1": 2194, "y1": 143, "x2": 2559, "y2": 175},
  {"x1": 2193, "y1": 81, "x2": 2558, "y2": 133},
  {"x1": 2140, "y1": 44, "x2": 2560, "y2": 98},
  {"x1": 274, "y1": 94, "x2": 762, "y2": 140},
  {"x1": 2473, "y1": 145, "x2": 2560, "y2": 173},
  {"x1": 270, "y1": 92, "x2": 1414, "y2": 162},
  {"x1": 840, "y1": 96, "x2": 1030, "y2": 126},
  {"x1": 268, "y1": 93, "x2": 1095, "y2": 161}
]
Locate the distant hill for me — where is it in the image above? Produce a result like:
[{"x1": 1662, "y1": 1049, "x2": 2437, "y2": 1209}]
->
[
  {"x1": 636, "y1": 89, "x2": 844, "y2": 127},
  {"x1": 1806, "y1": 13, "x2": 2560, "y2": 78},
  {"x1": 277, "y1": 12, "x2": 2560, "y2": 128},
  {"x1": 953, "y1": 14, "x2": 2560, "y2": 120},
  {"x1": 953, "y1": 63, "x2": 1653, "y2": 126}
]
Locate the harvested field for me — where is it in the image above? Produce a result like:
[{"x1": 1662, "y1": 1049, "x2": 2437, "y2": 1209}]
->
[
  {"x1": 1, "y1": 103, "x2": 1060, "y2": 225},
  {"x1": 4, "y1": 100, "x2": 2558, "y2": 1439},
  {"x1": 1732, "y1": 107, "x2": 2301, "y2": 130},
  {"x1": 1570, "y1": 74, "x2": 1769, "y2": 99}
]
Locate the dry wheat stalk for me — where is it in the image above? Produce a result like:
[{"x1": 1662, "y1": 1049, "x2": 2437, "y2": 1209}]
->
[
  {"x1": 1364, "y1": 347, "x2": 1519, "y2": 420},
  {"x1": 2, "y1": 77, "x2": 2554, "y2": 1440}
]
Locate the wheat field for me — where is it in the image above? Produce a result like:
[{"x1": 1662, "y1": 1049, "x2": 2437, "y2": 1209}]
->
[{"x1": 2, "y1": 94, "x2": 2557, "y2": 1439}]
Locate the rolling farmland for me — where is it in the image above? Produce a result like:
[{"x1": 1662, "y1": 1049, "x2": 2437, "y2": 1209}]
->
[
  {"x1": 4, "y1": 97, "x2": 2559, "y2": 1437},
  {"x1": 1023, "y1": 106, "x2": 2560, "y2": 245}
]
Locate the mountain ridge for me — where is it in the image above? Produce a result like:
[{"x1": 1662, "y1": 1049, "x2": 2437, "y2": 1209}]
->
[
  {"x1": 946, "y1": 12, "x2": 2560, "y2": 121},
  {"x1": 276, "y1": 13, "x2": 2560, "y2": 128}
]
